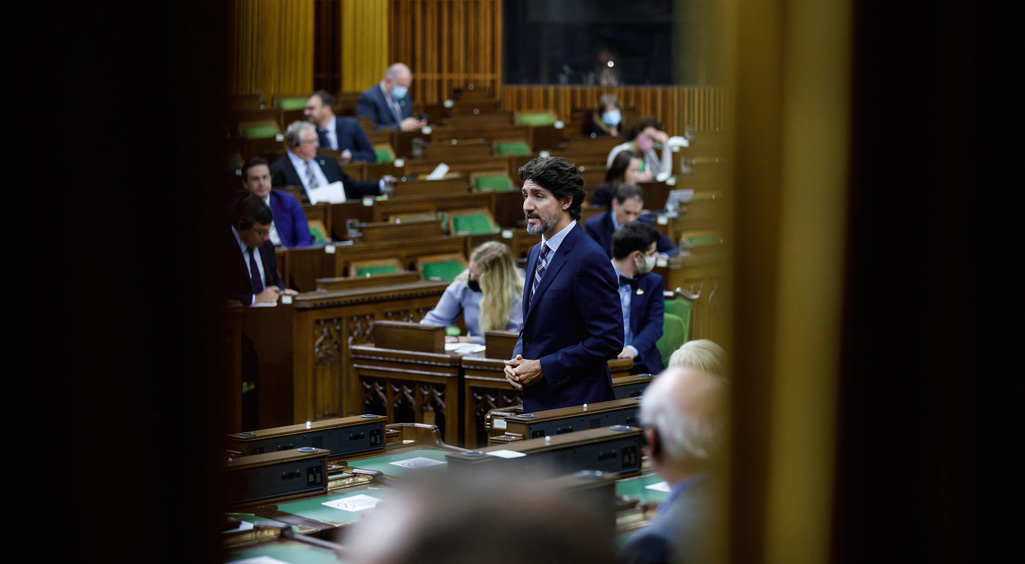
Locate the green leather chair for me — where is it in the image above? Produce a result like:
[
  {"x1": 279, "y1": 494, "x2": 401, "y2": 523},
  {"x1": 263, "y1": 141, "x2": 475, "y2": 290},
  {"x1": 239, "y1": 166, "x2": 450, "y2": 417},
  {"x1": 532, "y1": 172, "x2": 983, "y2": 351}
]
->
[
  {"x1": 452, "y1": 212, "x2": 499, "y2": 235},
  {"x1": 421, "y1": 259, "x2": 465, "y2": 282},
  {"x1": 355, "y1": 264, "x2": 401, "y2": 277},
  {"x1": 516, "y1": 112, "x2": 556, "y2": 126},
  {"x1": 473, "y1": 174, "x2": 514, "y2": 192},
  {"x1": 494, "y1": 141, "x2": 532, "y2": 156}
]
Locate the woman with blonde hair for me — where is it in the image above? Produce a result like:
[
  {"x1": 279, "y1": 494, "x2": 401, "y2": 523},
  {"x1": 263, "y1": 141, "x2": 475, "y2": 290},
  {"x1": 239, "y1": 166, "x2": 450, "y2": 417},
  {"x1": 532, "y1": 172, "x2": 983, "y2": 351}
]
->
[{"x1": 420, "y1": 241, "x2": 524, "y2": 344}]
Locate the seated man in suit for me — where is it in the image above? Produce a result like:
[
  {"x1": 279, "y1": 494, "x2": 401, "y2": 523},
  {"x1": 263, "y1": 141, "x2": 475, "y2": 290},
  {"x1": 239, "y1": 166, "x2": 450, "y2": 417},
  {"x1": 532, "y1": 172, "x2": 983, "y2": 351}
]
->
[
  {"x1": 610, "y1": 221, "x2": 665, "y2": 375},
  {"x1": 584, "y1": 184, "x2": 680, "y2": 259},
  {"x1": 236, "y1": 157, "x2": 312, "y2": 248},
  {"x1": 270, "y1": 121, "x2": 394, "y2": 202},
  {"x1": 356, "y1": 62, "x2": 426, "y2": 131},
  {"x1": 619, "y1": 366, "x2": 727, "y2": 564},
  {"x1": 224, "y1": 194, "x2": 298, "y2": 305},
  {"x1": 504, "y1": 156, "x2": 624, "y2": 412},
  {"x1": 304, "y1": 90, "x2": 377, "y2": 164}
]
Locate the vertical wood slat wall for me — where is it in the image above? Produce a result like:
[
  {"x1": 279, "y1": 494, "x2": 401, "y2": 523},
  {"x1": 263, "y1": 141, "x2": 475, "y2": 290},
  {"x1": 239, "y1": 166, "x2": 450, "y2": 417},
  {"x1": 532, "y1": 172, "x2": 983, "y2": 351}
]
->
[
  {"x1": 387, "y1": 0, "x2": 503, "y2": 104},
  {"x1": 228, "y1": 0, "x2": 725, "y2": 131},
  {"x1": 500, "y1": 85, "x2": 728, "y2": 134},
  {"x1": 341, "y1": 0, "x2": 390, "y2": 92},
  {"x1": 227, "y1": 0, "x2": 316, "y2": 103}
]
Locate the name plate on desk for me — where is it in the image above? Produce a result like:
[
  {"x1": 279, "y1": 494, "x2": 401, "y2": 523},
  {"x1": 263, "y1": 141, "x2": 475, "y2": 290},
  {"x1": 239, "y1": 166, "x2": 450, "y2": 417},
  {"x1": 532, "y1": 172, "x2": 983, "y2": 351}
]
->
[
  {"x1": 226, "y1": 415, "x2": 387, "y2": 458},
  {"x1": 371, "y1": 321, "x2": 446, "y2": 353},
  {"x1": 446, "y1": 426, "x2": 642, "y2": 476},
  {"x1": 500, "y1": 398, "x2": 641, "y2": 441},
  {"x1": 225, "y1": 447, "x2": 329, "y2": 505}
]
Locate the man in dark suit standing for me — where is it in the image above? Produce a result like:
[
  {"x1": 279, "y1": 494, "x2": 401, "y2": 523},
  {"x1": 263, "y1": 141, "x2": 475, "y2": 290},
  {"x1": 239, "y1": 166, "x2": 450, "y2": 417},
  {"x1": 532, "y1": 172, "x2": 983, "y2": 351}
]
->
[
  {"x1": 610, "y1": 221, "x2": 666, "y2": 375},
  {"x1": 270, "y1": 121, "x2": 392, "y2": 202},
  {"x1": 619, "y1": 366, "x2": 727, "y2": 564},
  {"x1": 224, "y1": 194, "x2": 298, "y2": 306},
  {"x1": 304, "y1": 90, "x2": 377, "y2": 164},
  {"x1": 504, "y1": 157, "x2": 624, "y2": 412},
  {"x1": 356, "y1": 62, "x2": 426, "y2": 131},
  {"x1": 584, "y1": 184, "x2": 680, "y2": 259}
]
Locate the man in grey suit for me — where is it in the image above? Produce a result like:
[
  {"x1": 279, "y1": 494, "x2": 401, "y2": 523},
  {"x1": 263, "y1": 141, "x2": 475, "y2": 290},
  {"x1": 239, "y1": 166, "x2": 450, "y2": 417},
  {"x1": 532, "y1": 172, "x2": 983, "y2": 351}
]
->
[{"x1": 619, "y1": 366, "x2": 727, "y2": 564}]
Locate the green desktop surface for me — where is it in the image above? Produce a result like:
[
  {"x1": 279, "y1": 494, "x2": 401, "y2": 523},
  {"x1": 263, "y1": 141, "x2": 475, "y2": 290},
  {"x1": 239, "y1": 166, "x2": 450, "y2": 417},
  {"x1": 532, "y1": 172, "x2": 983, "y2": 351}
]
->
[
  {"x1": 226, "y1": 540, "x2": 344, "y2": 564},
  {"x1": 616, "y1": 473, "x2": 670, "y2": 505},
  {"x1": 229, "y1": 513, "x2": 290, "y2": 527},
  {"x1": 344, "y1": 448, "x2": 450, "y2": 477},
  {"x1": 274, "y1": 485, "x2": 393, "y2": 525}
]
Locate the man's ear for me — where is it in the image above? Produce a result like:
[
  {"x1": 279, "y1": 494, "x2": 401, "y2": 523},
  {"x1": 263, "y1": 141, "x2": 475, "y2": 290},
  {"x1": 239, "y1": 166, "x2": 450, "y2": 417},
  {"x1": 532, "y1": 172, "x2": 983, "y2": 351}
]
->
[
  {"x1": 644, "y1": 426, "x2": 662, "y2": 459},
  {"x1": 560, "y1": 195, "x2": 573, "y2": 211}
]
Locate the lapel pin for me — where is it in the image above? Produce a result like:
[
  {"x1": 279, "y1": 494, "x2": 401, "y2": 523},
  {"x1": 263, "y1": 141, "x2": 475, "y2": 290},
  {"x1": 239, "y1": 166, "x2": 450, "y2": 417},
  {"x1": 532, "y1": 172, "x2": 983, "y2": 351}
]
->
[{"x1": 636, "y1": 288, "x2": 644, "y2": 295}]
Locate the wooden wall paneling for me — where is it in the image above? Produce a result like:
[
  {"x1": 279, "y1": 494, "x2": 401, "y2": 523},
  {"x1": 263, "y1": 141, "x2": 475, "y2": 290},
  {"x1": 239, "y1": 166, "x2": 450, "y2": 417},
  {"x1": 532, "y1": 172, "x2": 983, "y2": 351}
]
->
[
  {"x1": 499, "y1": 86, "x2": 726, "y2": 136},
  {"x1": 228, "y1": 0, "x2": 316, "y2": 105},
  {"x1": 341, "y1": 0, "x2": 389, "y2": 93},
  {"x1": 389, "y1": 1, "x2": 501, "y2": 105}
]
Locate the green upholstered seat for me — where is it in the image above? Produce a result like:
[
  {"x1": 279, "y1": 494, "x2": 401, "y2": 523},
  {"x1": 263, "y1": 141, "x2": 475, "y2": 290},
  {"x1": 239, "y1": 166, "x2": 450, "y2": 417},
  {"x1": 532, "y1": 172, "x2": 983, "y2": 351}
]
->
[
  {"x1": 421, "y1": 260, "x2": 465, "y2": 282},
  {"x1": 452, "y1": 213, "x2": 498, "y2": 235},
  {"x1": 355, "y1": 264, "x2": 401, "y2": 277},
  {"x1": 663, "y1": 296, "x2": 693, "y2": 343},
  {"x1": 445, "y1": 326, "x2": 462, "y2": 337},
  {"x1": 309, "y1": 225, "x2": 325, "y2": 243},
  {"x1": 516, "y1": 113, "x2": 556, "y2": 126},
  {"x1": 241, "y1": 124, "x2": 279, "y2": 139},
  {"x1": 374, "y1": 147, "x2": 395, "y2": 163},
  {"x1": 494, "y1": 141, "x2": 532, "y2": 156},
  {"x1": 474, "y1": 175, "x2": 514, "y2": 192},
  {"x1": 656, "y1": 313, "x2": 687, "y2": 367},
  {"x1": 276, "y1": 97, "x2": 308, "y2": 111},
  {"x1": 682, "y1": 234, "x2": 722, "y2": 247}
]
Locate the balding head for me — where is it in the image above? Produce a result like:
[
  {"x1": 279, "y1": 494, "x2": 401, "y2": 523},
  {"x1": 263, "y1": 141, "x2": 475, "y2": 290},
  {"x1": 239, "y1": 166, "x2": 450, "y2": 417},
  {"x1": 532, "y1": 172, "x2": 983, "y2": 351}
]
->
[
  {"x1": 640, "y1": 367, "x2": 727, "y2": 481},
  {"x1": 342, "y1": 471, "x2": 615, "y2": 564}
]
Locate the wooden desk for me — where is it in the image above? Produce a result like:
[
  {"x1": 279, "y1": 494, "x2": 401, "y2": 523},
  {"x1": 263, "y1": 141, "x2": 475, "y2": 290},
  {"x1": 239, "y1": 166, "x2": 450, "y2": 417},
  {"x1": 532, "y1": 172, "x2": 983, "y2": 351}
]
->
[
  {"x1": 278, "y1": 235, "x2": 470, "y2": 290},
  {"x1": 240, "y1": 281, "x2": 450, "y2": 428},
  {"x1": 349, "y1": 344, "x2": 466, "y2": 446}
]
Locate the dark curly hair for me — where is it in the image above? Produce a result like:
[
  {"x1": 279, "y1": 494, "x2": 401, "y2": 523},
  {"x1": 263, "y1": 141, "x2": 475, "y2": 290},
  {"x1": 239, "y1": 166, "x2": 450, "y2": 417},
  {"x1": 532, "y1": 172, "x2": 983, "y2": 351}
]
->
[{"x1": 517, "y1": 156, "x2": 586, "y2": 221}]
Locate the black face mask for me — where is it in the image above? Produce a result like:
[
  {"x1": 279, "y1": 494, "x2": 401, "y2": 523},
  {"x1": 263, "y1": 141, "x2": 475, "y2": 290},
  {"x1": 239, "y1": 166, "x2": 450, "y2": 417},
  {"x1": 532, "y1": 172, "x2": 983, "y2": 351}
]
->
[{"x1": 467, "y1": 279, "x2": 482, "y2": 293}]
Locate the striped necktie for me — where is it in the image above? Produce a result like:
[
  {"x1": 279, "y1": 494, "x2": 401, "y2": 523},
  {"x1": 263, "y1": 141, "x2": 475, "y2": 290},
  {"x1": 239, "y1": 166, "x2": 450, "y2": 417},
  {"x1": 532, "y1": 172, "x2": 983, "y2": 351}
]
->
[
  {"x1": 305, "y1": 160, "x2": 319, "y2": 189},
  {"x1": 530, "y1": 242, "x2": 550, "y2": 307}
]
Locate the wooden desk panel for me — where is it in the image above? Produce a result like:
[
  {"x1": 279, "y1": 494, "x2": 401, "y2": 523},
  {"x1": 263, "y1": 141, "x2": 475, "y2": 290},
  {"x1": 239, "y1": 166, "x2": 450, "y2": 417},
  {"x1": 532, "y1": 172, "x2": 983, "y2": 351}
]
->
[
  {"x1": 328, "y1": 235, "x2": 469, "y2": 277},
  {"x1": 461, "y1": 357, "x2": 522, "y2": 448},
  {"x1": 656, "y1": 252, "x2": 725, "y2": 343},
  {"x1": 239, "y1": 282, "x2": 451, "y2": 426},
  {"x1": 349, "y1": 345, "x2": 465, "y2": 446}
]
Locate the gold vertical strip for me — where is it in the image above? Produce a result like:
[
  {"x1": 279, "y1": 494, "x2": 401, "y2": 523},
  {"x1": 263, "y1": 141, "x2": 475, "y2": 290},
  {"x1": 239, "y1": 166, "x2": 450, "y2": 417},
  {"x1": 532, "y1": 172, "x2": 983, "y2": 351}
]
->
[
  {"x1": 226, "y1": 0, "x2": 315, "y2": 102},
  {"x1": 342, "y1": 0, "x2": 389, "y2": 93}
]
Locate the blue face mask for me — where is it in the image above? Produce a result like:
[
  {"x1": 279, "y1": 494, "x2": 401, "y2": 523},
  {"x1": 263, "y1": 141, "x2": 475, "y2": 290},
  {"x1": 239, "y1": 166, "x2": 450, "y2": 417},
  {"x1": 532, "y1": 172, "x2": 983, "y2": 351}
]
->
[
  {"x1": 392, "y1": 85, "x2": 408, "y2": 100},
  {"x1": 602, "y1": 109, "x2": 622, "y2": 127}
]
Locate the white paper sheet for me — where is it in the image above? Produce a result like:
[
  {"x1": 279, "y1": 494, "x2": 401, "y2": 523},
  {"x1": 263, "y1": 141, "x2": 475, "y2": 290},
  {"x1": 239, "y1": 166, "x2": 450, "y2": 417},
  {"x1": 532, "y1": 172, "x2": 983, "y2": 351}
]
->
[
  {"x1": 307, "y1": 180, "x2": 347, "y2": 204},
  {"x1": 389, "y1": 456, "x2": 446, "y2": 469},
  {"x1": 322, "y1": 494, "x2": 383, "y2": 512}
]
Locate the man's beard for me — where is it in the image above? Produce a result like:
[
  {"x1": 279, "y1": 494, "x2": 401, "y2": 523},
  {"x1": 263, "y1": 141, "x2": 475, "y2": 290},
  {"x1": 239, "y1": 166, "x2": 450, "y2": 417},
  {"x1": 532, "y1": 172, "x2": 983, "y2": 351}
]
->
[{"x1": 526, "y1": 213, "x2": 557, "y2": 235}]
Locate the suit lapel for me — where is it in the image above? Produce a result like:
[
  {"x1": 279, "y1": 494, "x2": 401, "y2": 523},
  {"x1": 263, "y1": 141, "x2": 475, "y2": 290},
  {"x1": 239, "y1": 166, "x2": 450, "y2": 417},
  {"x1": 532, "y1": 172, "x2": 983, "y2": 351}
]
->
[{"x1": 523, "y1": 224, "x2": 579, "y2": 323}]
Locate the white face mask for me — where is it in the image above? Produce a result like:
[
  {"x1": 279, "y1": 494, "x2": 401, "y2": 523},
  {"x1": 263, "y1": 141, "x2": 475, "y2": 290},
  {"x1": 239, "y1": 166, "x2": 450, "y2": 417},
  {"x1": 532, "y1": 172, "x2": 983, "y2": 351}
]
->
[
  {"x1": 636, "y1": 252, "x2": 656, "y2": 274},
  {"x1": 602, "y1": 109, "x2": 622, "y2": 126}
]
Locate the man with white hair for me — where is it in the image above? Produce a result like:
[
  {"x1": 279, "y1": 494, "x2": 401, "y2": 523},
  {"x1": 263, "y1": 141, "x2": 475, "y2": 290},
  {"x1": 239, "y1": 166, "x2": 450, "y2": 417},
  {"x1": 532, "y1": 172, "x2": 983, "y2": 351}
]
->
[
  {"x1": 269, "y1": 120, "x2": 392, "y2": 201},
  {"x1": 620, "y1": 366, "x2": 727, "y2": 564},
  {"x1": 356, "y1": 62, "x2": 427, "y2": 131}
]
